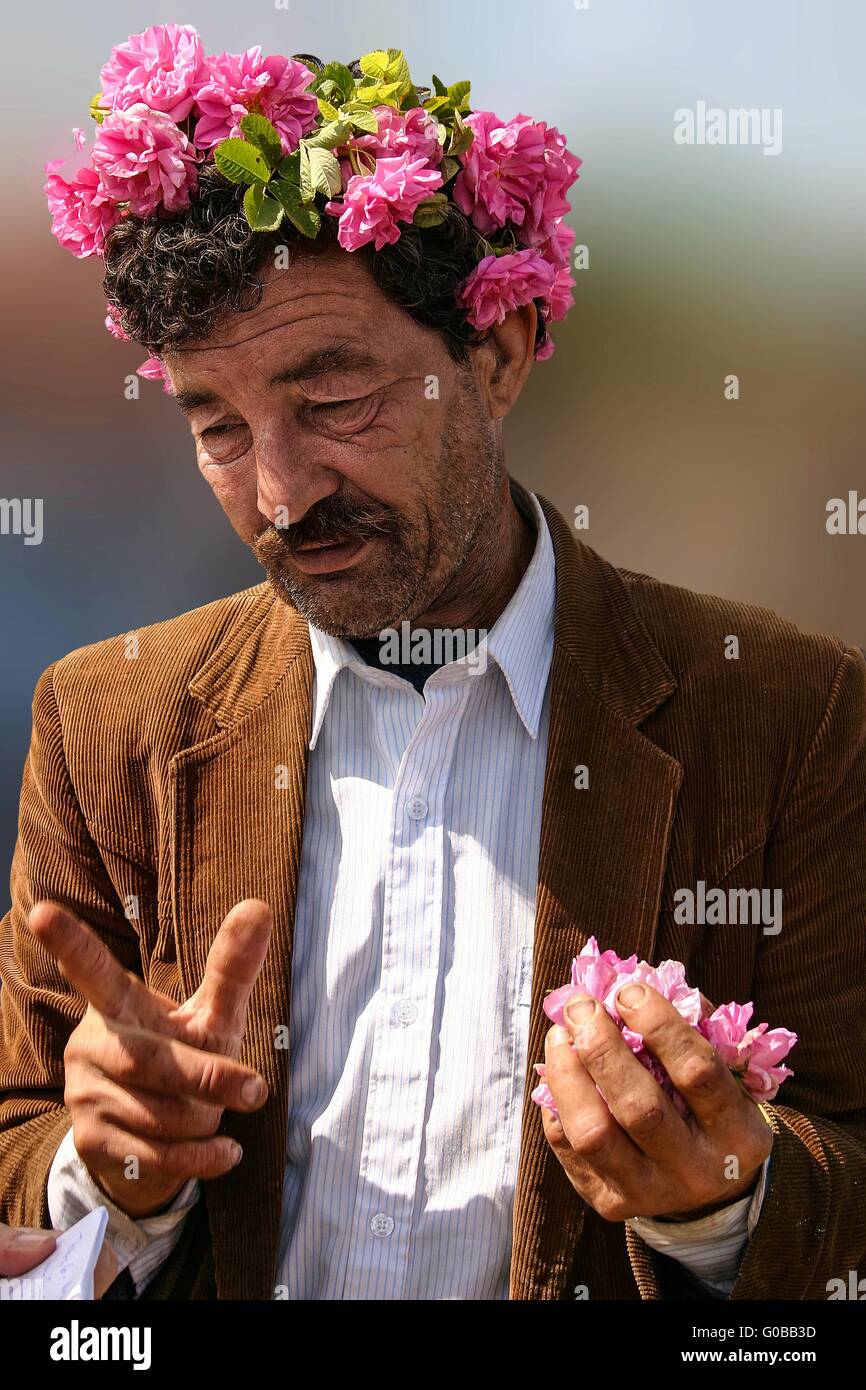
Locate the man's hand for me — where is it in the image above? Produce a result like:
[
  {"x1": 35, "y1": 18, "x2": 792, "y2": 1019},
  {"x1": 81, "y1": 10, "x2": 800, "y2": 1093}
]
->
[
  {"x1": 541, "y1": 983, "x2": 773, "y2": 1221},
  {"x1": 28, "y1": 898, "x2": 273, "y2": 1219},
  {"x1": 0, "y1": 1222, "x2": 57, "y2": 1277},
  {"x1": 0, "y1": 1222, "x2": 118, "y2": 1296}
]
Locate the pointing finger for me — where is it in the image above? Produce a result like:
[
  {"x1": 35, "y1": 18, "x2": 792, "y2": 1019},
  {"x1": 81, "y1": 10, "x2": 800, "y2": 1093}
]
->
[
  {"x1": 182, "y1": 899, "x2": 273, "y2": 1043},
  {"x1": 28, "y1": 902, "x2": 169, "y2": 1032}
]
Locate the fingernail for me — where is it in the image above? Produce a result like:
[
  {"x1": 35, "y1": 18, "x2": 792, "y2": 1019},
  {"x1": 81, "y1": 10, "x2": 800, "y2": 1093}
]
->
[
  {"x1": 11, "y1": 1230, "x2": 55, "y2": 1248},
  {"x1": 241, "y1": 1077, "x2": 264, "y2": 1105},
  {"x1": 546, "y1": 1024, "x2": 572, "y2": 1048},
  {"x1": 230, "y1": 1142, "x2": 243, "y2": 1165},
  {"x1": 564, "y1": 996, "x2": 597, "y2": 1027},
  {"x1": 617, "y1": 984, "x2": 647, "y2": 1008}
]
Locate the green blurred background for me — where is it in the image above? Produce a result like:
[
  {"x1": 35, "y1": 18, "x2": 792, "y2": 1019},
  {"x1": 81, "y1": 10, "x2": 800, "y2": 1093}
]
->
[{"x1": 1, "y1": 0, "x2": 864, "y2": 896}]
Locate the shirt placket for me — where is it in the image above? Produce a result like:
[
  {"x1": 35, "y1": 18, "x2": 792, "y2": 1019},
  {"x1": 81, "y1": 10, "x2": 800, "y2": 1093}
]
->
[{"x1": 341, "y1": 674, "x2": 472, "y2": 1299}]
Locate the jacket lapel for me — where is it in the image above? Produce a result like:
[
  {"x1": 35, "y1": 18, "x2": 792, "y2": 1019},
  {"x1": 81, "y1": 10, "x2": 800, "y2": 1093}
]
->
[
  {"x1": 510, "y1": 497, "x2": 683, "y2": 1299},
  {"x1": 169, "y1": 589, "x2": 313, "y2": 1299}
]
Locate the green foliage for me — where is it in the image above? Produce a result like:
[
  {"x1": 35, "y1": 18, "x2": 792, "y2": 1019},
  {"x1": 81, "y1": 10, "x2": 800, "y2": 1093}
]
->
[
  {"x1": 214, "y1": 139, "x2": 271, "y2": 185},
  {"x1": 211, "y1": 47, "x2": 476, "y2": 238},
  {"x1": 412, "y1": 193, "x2": 449, "y2": 228},
  {"x1": 272, "y1": 179, "x2": 322, "y2": 237},
  {"x1": 243, "y1": 183, "x2": 285, "y2": 231},
  {"x1": 239, "y1": 113, "x2": 283, "y2": 169},
  {"x1": 299, "y1": 144, "x2": 342, "y2": 201}
]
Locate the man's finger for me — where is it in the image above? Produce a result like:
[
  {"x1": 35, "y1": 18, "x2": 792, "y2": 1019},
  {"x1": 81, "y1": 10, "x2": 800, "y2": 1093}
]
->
[
  {"x1": 181, "y1": 899, "x2": 273, "y2": 1042},
  {"x1": 0, "y1": 1223, "x2": 57, "y2": 1278},
  {"x1": 544, "y1": 1023, "x2": 648, "y2": 1181},
  {"x1": 615, "y1": 983, "x2": 742, "y2": 1126},
  {"x1": 74, "y1": 1122, "x2": 245, "y2": 1185},
  {"x1": 28, "y1": 902, "x2": 170, "y2": 1031},
  {"x1": 67, "y1": 1071, "x2": 223, "y2": 1142},
  {"x1": 563, "y1": 994, "x2": 690, "y2": 1158},
  {"x1": 91, "y1": 1022, "x2": 268, "y2": 1112}
]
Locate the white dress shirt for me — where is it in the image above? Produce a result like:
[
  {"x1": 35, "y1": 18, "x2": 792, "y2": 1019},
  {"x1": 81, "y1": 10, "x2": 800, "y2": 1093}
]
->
[{"x1": 48, "y1": 489, "x2": 766, "y2": 1297}]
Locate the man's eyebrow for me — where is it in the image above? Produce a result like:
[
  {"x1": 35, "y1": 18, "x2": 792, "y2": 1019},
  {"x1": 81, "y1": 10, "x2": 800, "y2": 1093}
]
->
[
  {"x1": 268, "y1": 343, "x2": 381, "y2": 388},
  {"x1": 174, "y1": 386, "x2": 222, "y2": 416},
  {"x1": 173, "y1": 344, "x2": 382, "y2": 417}
]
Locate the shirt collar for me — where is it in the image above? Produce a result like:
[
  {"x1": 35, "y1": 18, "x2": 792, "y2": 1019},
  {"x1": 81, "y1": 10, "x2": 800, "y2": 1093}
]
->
[{"x1": 307, "y1": 490, "x2": 556, "y2": 749}]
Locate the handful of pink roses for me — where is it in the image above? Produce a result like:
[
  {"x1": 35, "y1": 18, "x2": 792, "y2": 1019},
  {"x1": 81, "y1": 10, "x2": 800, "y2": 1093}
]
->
[{"x1": 532, "y1": 937, "x2": 797, "y2": 1120}]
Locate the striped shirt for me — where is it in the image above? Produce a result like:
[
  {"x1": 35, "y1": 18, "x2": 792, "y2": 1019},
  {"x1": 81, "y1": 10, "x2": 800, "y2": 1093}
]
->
[{"x1": 48, "y1": 490, "x2": 766, "y2": 1298}]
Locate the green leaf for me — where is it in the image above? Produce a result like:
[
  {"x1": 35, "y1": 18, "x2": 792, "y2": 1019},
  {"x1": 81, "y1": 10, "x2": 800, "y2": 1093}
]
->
[
  {"x1": 340, "y1": 104, "x2": 380, "y2": 134},
  {"x1": 448, "y1": 113, "x2": 474, "y2": 157},
  {"x1": 412, "y1": 193, "x2": 449, "y2": 228},
  {"x1": 431, "y1": 74, "x2": 447, "y2": 97},
  {"x1": 352, "y1": 84, "x2": 378, "y2": 105},
  {"x1": 299, "y1": 143, "x2": 342, "y2": 202},
  {"x1": 441, "y1": 156, "x2": 462, "y2": 183},
  {"x1": 243, "y1": 183, "x2": 285, "y2": 231},
  {"x1": 304, "y1": 119, "x2": 351, "y2": 150},
  {"x1": 317, "y1": 96, "x2": 340, "y2": 122},
  {"x1": 89, "y1": 92, "x2": 107, "y2": 124},
  {"x1": 318, "y1": 61, "x2": 356, "y2": 104},
  {"x1": 213, "y1": 138, "x2": 270, "y2": 185},
  {"x1": 446, "y1": 80, "x2": 471, "y2": 111},
  {"x1": 239, "y1": 113, "x2": 283, "y2": 169},
  {"x1": 277, "y1": 149, "x2": 301, "y2": 184},
  {"x1": 359, "y1": 49, "x2": 391, "y2": 81},
  {"x1": 272, "y1": 179, "x2": 322, "y2": 237}
]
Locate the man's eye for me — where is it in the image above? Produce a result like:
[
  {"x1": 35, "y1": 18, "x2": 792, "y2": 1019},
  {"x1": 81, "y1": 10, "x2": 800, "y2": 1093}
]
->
[
  {"x1": 198, "y1": 423, "x2": 251, "y2": 464},
  {"x1": 310, "y1": 396, "x2": 379, "y2": 431}
]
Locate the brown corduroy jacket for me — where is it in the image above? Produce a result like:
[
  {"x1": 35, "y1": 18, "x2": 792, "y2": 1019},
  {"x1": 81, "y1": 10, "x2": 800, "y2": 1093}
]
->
[{"x1": 2, "y1": 492, "x2": 865, "y2": 1301}]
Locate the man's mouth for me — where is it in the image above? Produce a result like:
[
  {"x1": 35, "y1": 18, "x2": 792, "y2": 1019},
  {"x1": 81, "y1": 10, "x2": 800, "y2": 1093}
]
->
[{"x1": 289, "y1": 535, "x2": 374, "y2": 575}]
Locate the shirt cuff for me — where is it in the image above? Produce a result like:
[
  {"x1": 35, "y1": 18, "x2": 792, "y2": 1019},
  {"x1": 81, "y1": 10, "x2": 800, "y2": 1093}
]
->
[
  {"x1": 624, "y1": 1153, "x2": 771, "y2": 1297},
  {"x1": 47, "y1": 1126, "x2": 201, "y2": 1296}
]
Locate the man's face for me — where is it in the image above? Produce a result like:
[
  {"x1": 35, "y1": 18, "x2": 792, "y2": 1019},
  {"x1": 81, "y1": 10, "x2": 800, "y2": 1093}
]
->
[{"x1": 164, "y1": 245, "x2": 514, "y2": 638}]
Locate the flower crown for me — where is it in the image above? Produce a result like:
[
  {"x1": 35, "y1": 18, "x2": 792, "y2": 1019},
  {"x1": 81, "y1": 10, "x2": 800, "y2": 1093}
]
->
[{"x1": 45, "y1": 24, "x2": 581, "y2": 387}]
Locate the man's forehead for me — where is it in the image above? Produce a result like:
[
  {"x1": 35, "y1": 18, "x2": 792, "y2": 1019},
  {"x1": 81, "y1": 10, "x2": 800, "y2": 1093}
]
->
[{"x1": 170, "y1": 340, "x2": 386, "y2": 414}]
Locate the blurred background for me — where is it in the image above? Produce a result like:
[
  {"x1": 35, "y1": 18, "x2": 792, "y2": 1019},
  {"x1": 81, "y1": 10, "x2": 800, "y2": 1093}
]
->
[{"x1": 1, "y1": 0, "x2": 864, "y2": 898}]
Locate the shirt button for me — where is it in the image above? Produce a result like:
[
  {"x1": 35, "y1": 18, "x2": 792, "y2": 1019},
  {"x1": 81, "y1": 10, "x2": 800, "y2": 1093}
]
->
[
  {"x1": 406, "y1": 795, "x2": 428, "y2": 820},
  {"x1": 392, "y1": 998, "x2": 418, "y2": 1027},
  {"x1": 370, "y1": 1213, "x2": 395, "y2": 1238}
]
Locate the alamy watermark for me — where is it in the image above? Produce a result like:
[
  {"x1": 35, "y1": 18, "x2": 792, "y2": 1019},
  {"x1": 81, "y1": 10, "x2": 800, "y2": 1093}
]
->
[
  {"x1": 674, "y1": 101, "x2": 782, "y2": 157},
  {"x1": 378, "y1": 622, "x2": 488, "y2": 674},
  {"x1": 674, "y1": 880, "x2": 782, "y2": 935},
  {"x1": 0, "y1": 497, "x2": 43, "y2": 545}
]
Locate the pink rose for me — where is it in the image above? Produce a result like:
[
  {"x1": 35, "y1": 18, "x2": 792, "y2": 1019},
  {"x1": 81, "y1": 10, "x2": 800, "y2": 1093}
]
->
[
  {"x1": 700, "y1": 1003, "x2": 797, "y2": 1099},
  {"x1": 456, "y1": 249, "x2": 556, "y2": 332},
  {"x1": 325, "y1": 152, "x2": 444, "y2": 252},
  {"x1": 193, "y1": 48, "x2": 317, "y2": 153},
  {"x1": 137, "y1": 356, "x2": 174, "y2": 394},
  {"x1": 100, "y1": 24, "x2": 207, "y2": 123},
  {"x1": 347, "y1": 105, "x2": 443, "y2": 165},
  {"x1": 44, "y1": 162, "x2": 119, "y2": 259},
  {"x1": 91, "y1": 105, "x2": 200, "y2": 216},
  {"x1": 104, "y1": 304, "x2": 130, "y2": 340},
  {"x1": 454, "y1": 110, "x2": 581, "y2": 247},
  {"x1": 532, "y1": 939, "x2": 797, "y2": 1121}
]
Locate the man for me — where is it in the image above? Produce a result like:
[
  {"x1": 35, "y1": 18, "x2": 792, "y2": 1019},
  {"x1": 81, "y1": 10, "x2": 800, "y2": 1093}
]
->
[{"x1": 1, "y1": 29, "x2": 865, "y2": 1301}]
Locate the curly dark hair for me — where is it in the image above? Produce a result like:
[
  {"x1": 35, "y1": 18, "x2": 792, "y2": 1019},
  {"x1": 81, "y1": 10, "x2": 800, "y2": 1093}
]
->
[{"x1": 101, "y1": 161, "x2": 551, "y2": 362}]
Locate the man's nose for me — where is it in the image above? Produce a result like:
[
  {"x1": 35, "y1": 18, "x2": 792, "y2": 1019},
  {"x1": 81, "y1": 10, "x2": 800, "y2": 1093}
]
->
[{"x1": 254, "y1": 428, "x2": 339, "y2": 527}]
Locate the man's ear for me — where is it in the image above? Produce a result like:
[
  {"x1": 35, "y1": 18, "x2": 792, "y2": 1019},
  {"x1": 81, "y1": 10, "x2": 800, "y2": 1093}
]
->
[{"x1": 474, "y1": 303, "x2": 538, "y2": 420}]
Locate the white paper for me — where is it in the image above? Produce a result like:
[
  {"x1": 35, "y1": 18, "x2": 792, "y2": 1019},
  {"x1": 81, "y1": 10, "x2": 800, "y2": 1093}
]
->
[{"x1": 0, "y1": 1206, "x2": 108, "y2": 1300}]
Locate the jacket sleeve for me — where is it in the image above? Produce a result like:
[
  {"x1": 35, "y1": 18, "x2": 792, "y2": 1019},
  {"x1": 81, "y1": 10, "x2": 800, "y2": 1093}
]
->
[
  {"x1": 625, "y1": 643, "x2": 866, "y2": 1301},
  {"x1": 727, "y1": 644, "x2": 866, "y2": 1299},
  {"x1": 0, "y1": 663, "x2": 141, "y2": 1229},
  {"x1": 728, "y1": 644, "x2": 866, "y2": 1295}
]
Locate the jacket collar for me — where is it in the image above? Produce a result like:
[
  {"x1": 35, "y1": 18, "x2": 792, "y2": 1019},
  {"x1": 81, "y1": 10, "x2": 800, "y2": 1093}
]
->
[{"x1": 187, "y1": 485, "x2": 677, "y2": 737}]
